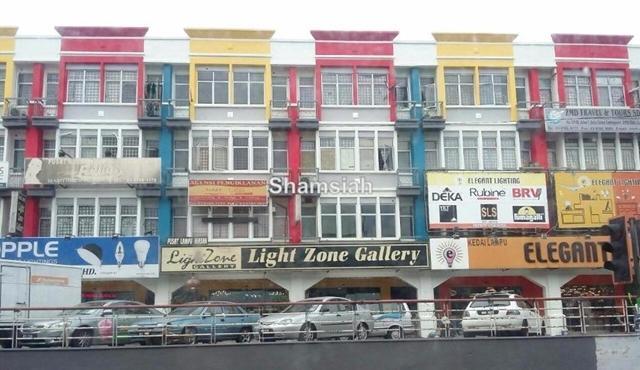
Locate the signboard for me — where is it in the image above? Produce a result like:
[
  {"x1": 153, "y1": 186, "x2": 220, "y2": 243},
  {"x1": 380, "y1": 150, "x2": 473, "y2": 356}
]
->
[
  {"x1": 188, "y1": 179, "x2": 268, "y2": 206},
  {"x1": 166, "y1": 237, "x2": 209, "y2": 246},
  {"x1": 0, "y1": 161, "x2": 8, "y2": 186},
  {"x1": 161, "y1": 244, "x2": 429, "y2": 272},
  {"x1": 544, "y1": 107, "x2": 640, "y2": 133},
  {"x1": 8, "y1": 191, "x2": 26, "y2": 236},
  {"x1": 426, "y1": 171, "x2": 549, "y2": 229},
  {"x1": 430, "y1": 236, "x2": 608, "y2": 270},
  {"x1": 23, "y1": 158, "x2": 161, "y2": 185},
  {"x1": 554, "y1": 172, "x2": 640, "y2": 229},
  {"x1": 0, "y1": 237, "x2": 159, "y2": 279}
]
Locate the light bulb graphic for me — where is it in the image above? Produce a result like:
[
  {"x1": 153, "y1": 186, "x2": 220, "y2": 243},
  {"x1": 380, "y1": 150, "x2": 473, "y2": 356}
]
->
[
  {"x1": 77, "y1": 244, "x2": 103, "y2": 267},
  {"x1": 443, "y1": 247, "x2": 457, "y2": 268},
  {"x1": 115, "y1": 242, "x2": 125, "y2": 268},
  {"x1": 134, "y1": 240, "x2": 150, "y2": 268}
]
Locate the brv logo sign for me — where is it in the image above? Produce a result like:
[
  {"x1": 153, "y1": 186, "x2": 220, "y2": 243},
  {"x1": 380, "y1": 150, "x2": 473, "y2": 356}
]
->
[
  {"x1": 512, "y1": 188, "x2": 542, "y2": 199},
  {"x1": 432, "y1": 187, "x2": 462, "y2": 201}
]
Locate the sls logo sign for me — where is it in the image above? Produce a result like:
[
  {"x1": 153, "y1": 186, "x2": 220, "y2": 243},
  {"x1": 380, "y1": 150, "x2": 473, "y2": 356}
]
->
[{"x1": 432, "y1": 188, "x2": 462, "y2": 201}]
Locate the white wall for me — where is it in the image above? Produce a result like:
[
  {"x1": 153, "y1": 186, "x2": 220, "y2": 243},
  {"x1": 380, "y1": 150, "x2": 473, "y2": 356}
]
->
[
  {"x1": 271, "y1": 41, "x2": 315, "y2": 66},
  {"x1": 514, "y1": 44, "x2": 556, "y2": 67},
  {"x1": 14, "y1": 37, "x2": 60, "y2": 62},
  {"x1": 394, "y1": 42, "x2": 437, "y2": 66},
  {"x1": 145, "y1": 39, "x2": 189, "y2": 64}
]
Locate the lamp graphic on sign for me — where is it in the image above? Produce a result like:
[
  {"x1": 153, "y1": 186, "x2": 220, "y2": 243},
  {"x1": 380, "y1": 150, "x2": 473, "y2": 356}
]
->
[
  {"x1": 77, "y1": 244, "x2": 103, "y2": 267},
  {"x1": 134, "y1": 240, "x2": 150, "y2": 268},
  {"x1": 434, "y1": 239, "x2": 465, "y2": 269}
]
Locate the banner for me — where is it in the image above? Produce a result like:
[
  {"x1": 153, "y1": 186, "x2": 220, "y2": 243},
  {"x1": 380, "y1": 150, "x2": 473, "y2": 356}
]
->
[
  {"x1": 161, "y1": 244, "x2": 429, "y2": 272},
  {"x1": 23, "y1": 158, "x2": 161, "y2": 185},
  {"x1": 554, "y1": 172, "x2": 640, "y2": 229},
  {"x1": 544, "y1": 107, "x2": 640, "y2": 133},
  {"x1": 0, "y1": 237, "x2": 159, "y2": 279},
  {"x1": 430, "y1": 236, "x2": 608, "y2": 270},
  {"x1": 188, "y1": 179, "x2": 268, "y2": 206},
  {"x1": 426, "y1": 171, "x2": 549, "y2": 229}
]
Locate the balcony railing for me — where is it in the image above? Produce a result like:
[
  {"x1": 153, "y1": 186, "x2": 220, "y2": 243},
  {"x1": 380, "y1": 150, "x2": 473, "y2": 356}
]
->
[
  {"x1": 168, "y1": 99, "x2": 190, "y2": 119},
  {"x1": 30, "y1": 98, "x2": 57, "y2": 118},
  {"x1": 6, "y1": 170, "x2": 24, "y2": 188},
  {"x1": 396, "y1": 101, "x2": 444, "y2": 120},
  {"x1": 270, "y1": 100, "x2": 290, "y2": 120},
  {"x1": 3, "y1": 98, "x2": 28, "y2": 118},
  {"x1": 298, "y1": 100, "x2": 318, "y2": 120},
  {"x1": 140, "y1": 98, "x2": 161, "y2": 119},
  {"x1": 397, "y1": 168, "x2": 423, "y2": 188}
]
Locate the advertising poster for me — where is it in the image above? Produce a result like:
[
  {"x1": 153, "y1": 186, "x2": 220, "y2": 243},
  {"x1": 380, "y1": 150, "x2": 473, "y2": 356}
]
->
[
  {"x1": 544, "y1": 107, "x2": 640, "y2": 133},
  {"x1": 426, "y1": 171, "x2": 549, "y2": 229},
  {"x1": 23, "y1": 158, "x2": 161, "y2": 185},
  {"x1": 188, "y1": 179, "x2": 268, "y2": 206}
]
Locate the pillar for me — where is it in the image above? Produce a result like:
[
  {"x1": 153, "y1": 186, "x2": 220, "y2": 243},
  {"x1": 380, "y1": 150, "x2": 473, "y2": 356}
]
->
[
  {"x1": 528, "y1": 271, "x2": 577, "y2": 336},
  {"x1": 399, "y1": 272, "x2": 447, "y2": 338},
  {"x1": 138, "y1": 276, "x2": 185, "y2": 306},
  {"x1": 410, "y1": 68, "x2": 427, "y2": 241},
  {"x1": 527, "y1": 68, "x2": 549, "y2": 168},
  {"x1": 287, "y1": 67, "x2": 301, "y2": 243},
  {"x1": 158, "y1": 64, "x2": 174, "y2": 244}
]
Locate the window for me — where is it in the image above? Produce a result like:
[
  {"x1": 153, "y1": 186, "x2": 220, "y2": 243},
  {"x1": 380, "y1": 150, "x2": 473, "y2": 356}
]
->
[
  {"x1": 299, "y1": 76, "x2": 315, "y2": 109},
  {"x1": 360, "y1": 198, "x2": 376, "y2": 238},
  {"x1": 378, "y1": 132, "x2": 394, "y2": 171},
  {"x1": 564, "y1": 72, "x2": 593, "y2": 106},
  {"x1": 105, "y1": 69, "x2": 137, "y2": 103},
  {"x1": 45, "y1": 73, "x2": 58, "y2": 106},
  {"x1": 191, "y1": 206, "x2": 270, "y2": 240},
  {"x1": 0, "y1": 132, "x2": 4, "y2": 161},
  {"x1": 321, "y1": 198, "x2": 337, "y2": 238},
  {"x1": 272, "y1": 75, "x2": 288, "y2": 108},
  {"x1": 597, "y1": 73, "x2": 625, "y2": 107},
  {"x1": 144, "y1": 132, "x2": 159, "y2": 158},
  {"x1": 122, "y1": 130, "x2": 140, "y2": 158},
  {"x1": 174, "y1": 74, "x2": 189, "y2": 106},
  {"x1": 632, "y1": 80, "x2": 640, "y2": 108},
  {"x1": 120, "y1": 198, "x2": 138, "y2": 236},
  {"x1": 520, "y1": 139, "x2": 531, "y2": 167},
  {"x1": 173, "y1": 130, "x2": 189, "y2": 171},
  {"x1": 395, "y1": 76, "x2": 409, "y2": 107},
  {"x1": 57, "y1": 129, "x2": 140, "y2": 159},
  {"x1": 462, "y1": 132, "x2": 479, "y2": 170},
  {"x1": 59, "y1": 130, "x2": 77, "y2": 158},
  {"x1": 322, "y1": 72, "x2": 353, "y2": 105},
  {"x1": 143, "y1": 199, "x2": 159, "y2": 235},
  {"x1": 301, "y1": 200, "x2": 317, "y2": 239},
  {"x1": 339, "y1": 132, "x2": 355, "y2": 170},
  {"x1": 234, "y1": 70, "x2": 264, "y2": 105},
  {"x1": 12, "y1": 139, "x2": 25, "y2": 171},
  {"x1": 55, "y1": 198, "x2": 74, "y2": 236},
  {"x1": 620, "y1": 134, "x2": 635, "y2": 170},
  {"x1": 321, "y1": 130, "x2": 396, "y2": 172},
  {"x1": 380, "y1": 198, "x2": 396, "y2": 238},
  {"x1": 252, "y1": 132, "x2": 268, "y2": 170},
  {"x1": 67, "y1": 69, "x2": 100, "y2": 103},
  {"x1": 80, "y1": 130, "x2": 98, "y2": 158},
  {"x1": 399, "y1": 197, "x2": 414, "y2": 239},
  {"x1": 359, "y1": 131, "x2": 375, "y2": 171},
  {"x1": 144, "y1": 74, "x2": 162, "y2": 100},
  {"x1": 421, "y1": 76, "x2": 437, "y2": 107},
  {"x1": 254, "y1": 206, "x2": 269, "y2": 238},
  {"x1": 272, "y1": 133, "x2": 288, "y2": 172},
  {"x1": 272, "y1": 202, "x2": 287, "y2": 240},
  {"x1": 340, "y1": 198, "x2": 357, "y2": 238},
  {"x1": 191, "y1": 206, "x2": 209, "y2": 237},
  {"x1": 557, "y1": 133, "x2": 640, "y2": 170},
  {"x1": 397, "y1": 133, "x2": 412, "y2": 171},
  {"x1": 425, "y1": 136, "x2": 439, "y2": 170},
  {"x1": 39, "y1": 200, "x2": 52, "y2": 237},
  {"x1": 17, "y1": 72, "x2": 33, "y2": 106},
  {"x1": 445, "y1": 70, "x2": 474, "y2": 106},
  {"x1": 480, "y1": 71, "x2": 508, "y2": 105},
  {"x1": 358, "y1": 72, "x2": 387, "y2": 105},
  {"x1": 172, "y1": 198, "x2": 188, "y2": 236},
  {"x1": 98, "y1": 198, "x2": 117, "y2": 236},
  {"x1": 43, "y1": 136, "x2": 56, "y2": 158},
  {"x1": 0, "y1": 67, "x2": 5, "y2": 100},
  {"x1": 77, "y1": 198, "x2": 96, "y2": 236},
  {"x1": 301, "y1": 134, "x2": 316, "y2": 172},
  {"x1": 443, "y1": 132, "x2": 460, "y2": 169},
  {"x1": 582, "y1": 133, "x2": 598, "y2": 170},
  {"x1": 564, "y1": 134, "x2": 580, "y2": 169},
  {"x1": 539, "y1": 77, "x2": 552, "y2": 105},
  {"x1": 501, "y1": 132, "x2": 518, "y2": 170},
  {"x1": 212, "y1": 131, "x2": 228, "y2": 170},
  {"x1": 197, "y1": 68, "x2": 228, "y2": 104},
  {"x1": 233, "y1": 132, "x2": 250, "y2": 170},
  {"x1": 547, "y1": 140, "x2": 557, "y2": 168},
  {"x1": 191, "y1": 131, "x2": 209, "y2": 171},
  {"x1": 602, "y1": 134, "x2": 617, "y2": 170},
  {"x1": 320, "y1": 133, "x2": 336, "y2": 170},
  {"x1": 516, "y1": 76, "x2": 527, "y2": 108},
  {"x1": 482, "y1": 132, "x2": 498, "y2": 170},
  {"x1": 191, "y1": 130, "x2": 269, "y2": 172}
]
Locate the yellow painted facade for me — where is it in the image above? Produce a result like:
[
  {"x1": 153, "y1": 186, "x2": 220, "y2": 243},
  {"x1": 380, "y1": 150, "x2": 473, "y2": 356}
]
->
[
  {"x1": 433, "y1": 33, "x2": 518, "y2": 121},
  {"x1": 185, "y1": 29, "x2": 274, "y2": 120},
  {"x1": 0, "y1": 27, "x2": 17, "y2": 116}
]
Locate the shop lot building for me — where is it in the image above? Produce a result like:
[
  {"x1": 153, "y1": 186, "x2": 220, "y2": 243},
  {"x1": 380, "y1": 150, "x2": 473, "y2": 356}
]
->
[{"x1": 1, "y1": 26, "x2": 640, "y2": 336}]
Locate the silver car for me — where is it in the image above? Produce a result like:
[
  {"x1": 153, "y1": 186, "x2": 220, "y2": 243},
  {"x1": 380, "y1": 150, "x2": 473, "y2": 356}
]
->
[
  {"x1": 462, "y1": 292, "x2": 545, "y2": 337},
  {"x1": 365, "y1": 302, "x2": 415, "y2": 339},
  {"x1": 258, "y1": 297, "x2": 373, "y2": 342}
]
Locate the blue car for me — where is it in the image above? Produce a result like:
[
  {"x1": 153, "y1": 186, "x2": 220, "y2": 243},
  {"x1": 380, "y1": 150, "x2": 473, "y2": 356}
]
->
[{"x1": 129, "y1": 301, "x2": 260, "y2": 345}]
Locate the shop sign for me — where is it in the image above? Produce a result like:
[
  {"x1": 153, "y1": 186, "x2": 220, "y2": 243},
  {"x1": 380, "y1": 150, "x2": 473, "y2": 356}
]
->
[
  {"x1": 23, "y1": 158, "x2": 161, "y2": 185},
  {"x1": 188, "y1": 179, "x2": 268, "y2": 206},
  {"x1": 554, "y1": 172, "x2": 640, "y2": 229},
  {"x1": 166, "y1": 237, "x2": 209, "y2": 246},
  {"x1": 8, "y1": 191, "x2": 26, "y2": 236},
  {"x1": 161, "y1": 244, "x2": 429, "y2": 272},
  {"x1": 0, "y1": 237, "x2": 159, "y2": 279},
  {"x1": 544, "y1": 107, "x2": 640, "y2": 133},
  {"x1": 430, "y1": 236, "x2": 608, "y2": 270},
  {"x1": 0, "y1": 161, "x2": 9, "y2": 186},
  {"x1": 426, "y1": 171, "x2": 549, "y2": 229}
]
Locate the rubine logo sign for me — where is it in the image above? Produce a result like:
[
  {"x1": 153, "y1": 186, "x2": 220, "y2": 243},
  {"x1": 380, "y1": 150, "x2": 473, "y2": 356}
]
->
[{"x1": 269, "y1": 176, "x2": 373, "y2": 195}]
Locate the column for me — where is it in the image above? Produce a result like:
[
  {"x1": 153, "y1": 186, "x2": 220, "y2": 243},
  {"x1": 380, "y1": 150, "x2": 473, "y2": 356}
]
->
[
  {"x1": 138, "y1": 276, "x2": 185, "y2": 305},
  {"x1": 287, "y1": 67, "x2": 301, "y2": 243},
  {"x1": 528, "y1": 68, "x2": 549, "y2": 168},
  {"x1": 158, "y1": 64, "x2": 174, "y2": 244},
  {"x1": 399, "y1": 272, "x2": 446, "y2": 338},
  {"x1": 528, "y1": 271, "x2": 576, "y2": 336},
  {"x1": 410, "y1": 68, "x2": 427, "y2": 241},
  {"x1": 23, "y1": 63, "x2": 45, "y2": 236}
]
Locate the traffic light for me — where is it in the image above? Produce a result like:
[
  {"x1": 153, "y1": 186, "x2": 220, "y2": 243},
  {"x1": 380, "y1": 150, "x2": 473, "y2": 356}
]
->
[{"x1": 601, "y1": 216, "x2": 633, "y2": 284}]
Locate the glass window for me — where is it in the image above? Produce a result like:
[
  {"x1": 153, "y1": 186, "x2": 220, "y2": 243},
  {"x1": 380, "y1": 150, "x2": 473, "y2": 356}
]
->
[
  {"x1": 397, "y1": 133, "x2": 412, "y2": 171},
  {"x1": 101, "y1": 130, "x2": 118, "y2": 158},
  {"x1": 582, "y1": 133, "x2": 599, "y2": 170},
  {"x1": 339, "y1": 132, "x2": 355, "y2": 170},
  {"x1": 253, "y1": 206, "x2": 269, "y2": 238},
  {"x1": 301, "y1": 200, "x2": 317, "y2": 239},
  {"x1": 301, "y1": 134, "x2": 316, "y2": 172},
  {"x1": 378, "y1": 132, "x2": 394, "y2": 171},
  {"x1": 0, "y1": 68, "x2": 5, "y2": 101},
  {"x1": 272, "y1": 133, "x2": 288, "y2": 172},
  {"x1": 80, "y1": 130, "x2": 97, "y2": 158},
  {"x1": 105, "y1": 69, "x2": 137, "y2": 103},
  {"x1": 547, "y1": 140, "x2": 557, "y2": 168},
  {"x1": 358, "y1": 73, "x2": 387, "y2": 105},
  {"x1": 120, "y1": 198, "x2": 138, "y2": 236},
  {"x1": 234, "y1": 71, "x2": 264, "y2": 105},
  {"x1": 399, "y1": 197, "x2": 414, "y2": 239},
  {"x1": 212, "y1": 131, "x2": 228, "y2": 170},
  {"x1": 233, "y1": 132, "x2": 250, "y2": 170},
  {"x1": 252, "y1": 132, "x2": 268, "y2": 170},
  {"x1": 172, "y1": 198, "x2": 187, "y2": 237},
  {"x1": 462, "y1": 132, "x2": 479, "y2": 170},
  {"x1": 597, "y1": 74, "x2": 625, "y2": 107},
  {"x1": 500, "y1": 132, "x2": 518, "y2": 170},
  {"x1": 12, "y1": 139, "x2": 25, "y2": 171},
  {"x1": 17, "y1": 72, "x2": 33, "y2": 106},
  {"x1": 233, "y1": 207, "x2": 250, "y2": 238},
  {"x1": 0, "y1": 131, "x2": 4, "y2": 161},
  {"x1": 320, "y1": 132, "x2": 336, "y2": 170},
  {"x1": 602, "y1": 134, "x2": 617, "y2": 170},
  {"x1": 211, "y1": 207, "x2": 228, "y2": 239},
  {"x1": 174, "y1": 74, "x2": 189, "y2": 107},
  {"x1": 443, "y1": 132, "x2": 460, "y2": 169},
  {"x1": 39, "y1": 200, "x2": 52, "y2": 237},
  {"x1": 321, "y1": 198, "x2": 337, "y2": 238},
  {"x1": 77, "y1": 198, "x2": 96, "y2": 237},
  {"x1": 380, "y1": 198, "x2": 396, "y2": 238},
  {"x1": 55, "y1": 198, "x2": 74, "y2": 236},
  {"x1": 482, "y1": 132, "x2": 498, "y2": 170},
  {"x1": 564, "y1": 134, "x2": 580, "y2": 169},
  {"x1": 272, "y1": 75, "x2": 288, "y2": 108},
  {"x1": 340, "y1": 198, "x2": 357, "y2": 238},
  {"x1": 197, "y1": 68, "x2": 228, "y2": 104},
  {"x1": 59, "y1": 129, "x2": 77, "y2": 158},
  {"x1": 299, "y1": 76, "x2": 315, "y2": 109},
  {"x1": 173, "y1": 130, "x2": 189, "y2": 172},
  {"x1": 360, "y1": 198, "x2": 376, "y2": 238},
  {"x1": 480, "y1": 72, "x2": 508, "y2": 105},
  {"x1": 395, "y1": 76, "x2": 409, "y2": 108},
  {"x1": 272, "y1": 202, "x2": 288, "y2": 240},
  {"x1": 445, "y1": 71, "x2": 474, "y2": 106},
  {"x1": 520, "y1": 139, "x2": 531, "y2": 167},
  {"x1": 564, "y1": 72, "x2": 593, "y2": 106},
  {"x1": 620, "y1": 134, "x2": 636, "y2": 170},
  {"x1": 359, "y1": 131, "x2": 375, "y2": 171},
  {"x1": 425, "y1": 136, "x2": 439, "y2": 170},
  {"x1": 66, "y1": 69, "x2": 99, "y2": 103},
  {"x1": 143, "y1": 199, "x2": 159, "y2": 236},
  {"x1": 322, "y1": 72, "x2": 352, "y2": 105},
  {"x1": 191, "y1": 206, "x2": 210, "y2": 238},
  {"x1": 539, "y1": 77, "x2": 552, "y2": 105},
  {"x1": 516, "y1": 76, "x2": 527, "y2": 108},
  {"x1": 122, "y1": 130, "x2": 139, "y2": 158},
  {"x1": 98, "y1": 198, "x2": 117, "y2": 236},
  {"x1": 421, "y1": 76, "x2": 437, "y2": 107},
  {"x1": 191, "y1": 131, "x2": 209, "y2": 171}
]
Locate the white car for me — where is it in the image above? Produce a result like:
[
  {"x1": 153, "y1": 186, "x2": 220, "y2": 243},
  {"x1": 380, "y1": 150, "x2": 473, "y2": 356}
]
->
[
  {"x1": 364, "y1": 302, "x2": 415, "y2": 339},
  {"x1": 461, "y1": 292, "x2": 545, "y2": 337}
]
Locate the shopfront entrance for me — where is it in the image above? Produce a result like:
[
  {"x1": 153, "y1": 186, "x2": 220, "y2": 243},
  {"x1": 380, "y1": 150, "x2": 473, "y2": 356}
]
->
[
  {"x1": 82, "y1": 281, "x2": 155, "y2": 304},
  {"x1": 306, "y1": 277, "x2": 416, "y2": 301}
]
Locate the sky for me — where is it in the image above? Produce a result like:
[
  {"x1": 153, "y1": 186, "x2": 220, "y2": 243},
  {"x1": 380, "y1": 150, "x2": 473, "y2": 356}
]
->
[{"x1": 2, "y1": 0, "x2": 639, "y2": 44}]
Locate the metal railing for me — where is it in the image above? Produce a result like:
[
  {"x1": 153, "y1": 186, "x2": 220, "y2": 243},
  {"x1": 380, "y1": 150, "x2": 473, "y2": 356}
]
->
[
  {"x1": 396, "y1": 101, "x2": 444, "y2": 120},
  {"x1": 270, "y1": 100, "x2": 290, "y2": 119},
  {"x1": 397, "y1": 168, "x2": 422, "y2": 188},
  {"x1": 3, "y1": 98, "x2": 28, "y2": 118},
  {"x1": 297, "y1": 100, "x2": 317, "y2": 120},
  {"x1": 140, "y1": 98, "x2": 162, "y2": 118},
  {"x1": 0, "y1": 295, "x2": 636, "y2": 349}
]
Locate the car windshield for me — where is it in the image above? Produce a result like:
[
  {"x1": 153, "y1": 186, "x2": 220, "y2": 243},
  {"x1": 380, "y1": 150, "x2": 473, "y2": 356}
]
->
[
  {"x1": 470, "y1": 296, "x2": 511, "y2": 308},
  {"x1": 281, "y1": 301, "x2": 322, "y2": 313},
  {"x1": 169, "y1": 306, "x2": 204, "y2": 316}
]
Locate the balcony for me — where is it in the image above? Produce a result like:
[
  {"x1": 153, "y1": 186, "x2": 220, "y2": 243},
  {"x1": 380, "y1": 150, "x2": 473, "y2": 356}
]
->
[
  {"x1": 194, "y1": 100, "x2": 265, "y2": 122},
  {"x1": 63, "y1": 100, "x2": 138, "y2": 121},
  {"x1": 30, "y1": 98, "x2": 58, "y2": 127},
  {"x1": 167, "y1": 99, "x2": 191, "y2": 128},
  {"x1": 395, "y1": 101, "x2": 445, "y2": 130},
  {"x1": 2, "y1": 98, "x2": 28, "y2": 127},
  {"x1": 297, "y1": 100, "x2": 319, "y2": 130},
  {"x1": 0, "y1": 170, "x2": 25, "y2": 196},
  {"x1": 269, "y1": 100, "x2": 291, "y2": 130},
  {"x1": 138, "y1": 98, "x2": 162, "y2": 128},
  {"x1": 396, "y1": 168, "x2": 423, "y2": 196},
  {"x1": 138, "y1": 99, "x2": 191, "y2": 129}
]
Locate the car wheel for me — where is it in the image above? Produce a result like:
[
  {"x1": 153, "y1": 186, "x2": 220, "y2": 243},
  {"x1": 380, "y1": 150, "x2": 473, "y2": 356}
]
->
[
  {"x1": 519, "y1": 320, "x2": 529, "y2": 337},
  {"x1": 387, "y1": 326, "x2": 404, "y2": 340},
  {"x1": 298, "y1": 323, "x2": 316, "y2": 342},
  {"x1": 183, "y1": 327, "x2": 197, "y2": 345},
  {"x1": 236, "y1": 327, "x2": 253, "y2": 343},
  {"x1": 69, "y1": 328, "x2": 93, "y2": 348},
  {"x1": 354, "y1": 323, "x2": 368, "y2": 341},
  {"x1": 463, "y1": 331, "x2": 475, "y2": 338}
]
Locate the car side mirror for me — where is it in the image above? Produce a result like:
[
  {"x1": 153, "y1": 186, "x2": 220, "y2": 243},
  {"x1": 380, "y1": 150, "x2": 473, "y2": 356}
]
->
[{"x1": 101, "y1": 309, "x2": 113, "y2": 317}]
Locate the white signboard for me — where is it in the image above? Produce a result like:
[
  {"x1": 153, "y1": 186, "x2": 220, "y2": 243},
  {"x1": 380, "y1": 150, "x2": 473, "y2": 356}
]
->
[
  {"x1": 24, "y1": 158, "x2": 161, "y2": 185},
  {"x1": 0, "y1": 161, "x2": 9, "y2": 186},
  {"x1": 429, "y1": 238, "x2": 470, "y2": 270},
  {"x1": 426, "y1": 171, "x2": 549, "y2": 229},
  {"x1": 544, "y1": 107, "x2": 640, "y2": 133}
]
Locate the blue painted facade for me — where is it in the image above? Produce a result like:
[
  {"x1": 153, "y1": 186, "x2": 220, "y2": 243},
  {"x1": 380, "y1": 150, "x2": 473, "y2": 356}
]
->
[
  {"x1": 409, "y1": 68, "x2": 427, "y2": 241},
  {"x1": 158, "y1": 64, "x2": 174, "y2": 244}
]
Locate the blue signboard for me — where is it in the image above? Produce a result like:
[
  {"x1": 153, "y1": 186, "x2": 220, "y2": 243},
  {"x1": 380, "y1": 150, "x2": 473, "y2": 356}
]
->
[{"x1": 0, "y1": 237, "x2": 159, "y2": 279}]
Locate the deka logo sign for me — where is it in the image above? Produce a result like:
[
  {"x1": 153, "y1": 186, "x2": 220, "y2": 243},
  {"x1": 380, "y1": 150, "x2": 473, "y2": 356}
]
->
[{"x1": 431, "y1": 187, "x2": 462, "y2": 201}]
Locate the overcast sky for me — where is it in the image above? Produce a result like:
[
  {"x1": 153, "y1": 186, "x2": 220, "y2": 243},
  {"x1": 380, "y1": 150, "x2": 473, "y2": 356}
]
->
[{"x1": 2, "y1": 0, "x2": 639, "y2": 44}]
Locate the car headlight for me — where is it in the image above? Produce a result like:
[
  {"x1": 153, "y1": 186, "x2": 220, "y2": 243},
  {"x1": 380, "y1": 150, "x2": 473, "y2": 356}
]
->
[
  {"x1": 157, "y1": 323, "x2": 166, "y2": 327},
  {"x1": 506, "y1": 310, "x2": 521, "y2": 315}
]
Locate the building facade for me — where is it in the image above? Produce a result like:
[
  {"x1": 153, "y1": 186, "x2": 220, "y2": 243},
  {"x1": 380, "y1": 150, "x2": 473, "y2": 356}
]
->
[{"x1": 2, "y1": 27, "x2": 640, "y2": 336}]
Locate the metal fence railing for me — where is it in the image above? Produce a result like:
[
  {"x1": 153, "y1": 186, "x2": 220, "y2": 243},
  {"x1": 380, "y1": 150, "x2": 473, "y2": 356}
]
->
[{"x1": 0, "y1": 295, "x2": 637, "y2": 349}]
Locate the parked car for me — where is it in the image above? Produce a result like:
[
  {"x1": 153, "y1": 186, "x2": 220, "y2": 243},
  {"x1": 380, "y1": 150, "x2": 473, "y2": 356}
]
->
[
  {"x1": 258, "y1": 297, "x2": 373, "y2": 342},
  {"x1": 364, "y1": 302, "x2": 415, "y2": 339},
  {"x1": 19, "y1": 300, "x2": 164, "y2": 347},
  {"x1": 129, "y1": 301, "x2": 260, "y2": 345},
  {"x1": 461, "y1": 291, "x2": 545, "y2": 337}
]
